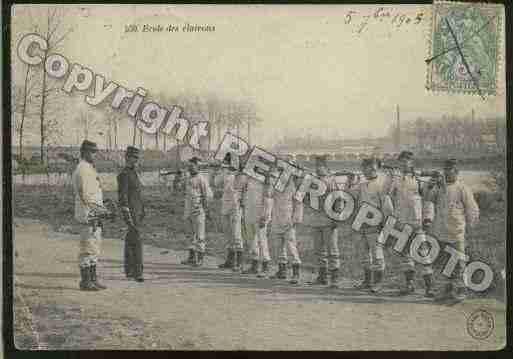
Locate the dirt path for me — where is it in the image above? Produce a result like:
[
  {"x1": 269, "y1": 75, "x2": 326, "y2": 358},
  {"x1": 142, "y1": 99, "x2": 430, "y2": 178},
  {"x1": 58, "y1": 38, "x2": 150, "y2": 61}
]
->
[{"x1": 13, "y1": 218, "x2": 506, "y2": 350}]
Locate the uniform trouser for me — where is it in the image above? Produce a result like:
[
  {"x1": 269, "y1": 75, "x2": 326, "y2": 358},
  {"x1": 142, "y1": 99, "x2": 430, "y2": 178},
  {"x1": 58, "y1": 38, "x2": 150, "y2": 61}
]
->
[
  {"x1": 272, "y1": 224, "x2": 301, "y2": 265},
  {"x1": 395, "y1": 227, "x2": 433, "y2": 276},
  {"x1": 186, "y1": 212, "x2": 206, "y2": 253},
  {"x1": 246, "y1": 223, "x2": 271, "y2": 262},
  {"x1": 312, "y1": 225, "x2": 340, "y2": 271},
  {"x1": 223, "y1": 210, "x2": 243, "y2": 251},
  {"x1": 124, "y1": 226, "x2": 143, "y2": 277},
  {"x1": 356, "y1": 231, "x2": 385, "y2": 272},
  {"x1": 78, "y1": 223, "x2": 102, "y2": 268}
]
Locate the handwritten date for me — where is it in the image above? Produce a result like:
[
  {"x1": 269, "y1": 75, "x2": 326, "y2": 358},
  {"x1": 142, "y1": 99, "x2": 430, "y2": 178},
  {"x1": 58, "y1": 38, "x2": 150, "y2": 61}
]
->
[{"x1": 345, "y1": 7, "x2": 424, "y2": 34}]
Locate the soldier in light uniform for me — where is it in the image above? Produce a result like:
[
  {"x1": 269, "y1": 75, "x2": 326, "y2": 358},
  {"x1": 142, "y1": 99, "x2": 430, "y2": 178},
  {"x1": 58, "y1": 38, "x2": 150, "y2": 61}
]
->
[
  {"x1": 214, "y1": 154, "x2": 245, "y2": 271},
  {"x1": 239, "y1": 170, "x2": 274, "y2": 278},
  {"x1": 354, "y1": 158, "x2": 394, "y2": 293},
  {"x1": 269, "y1": 156, "x2": 304, "y2": 284},
  {"x1": 384, "y1": 151, "x2": 435, "y2": 297},
  {"x1": 423, "y1": 158, "x2": 479, "y2": 303},
  {"x1": 182, "y1": 157, "x2": 214, "y2": 267},
  {"x1": 304, "y1": 155, "x2": 344, "y2": 288},
  {"x1": 72, "y1": 140, "x2": 110, "y2": 291},
  {"x1": 117, "y1": 146, "x2": 146, "y2": 282}
]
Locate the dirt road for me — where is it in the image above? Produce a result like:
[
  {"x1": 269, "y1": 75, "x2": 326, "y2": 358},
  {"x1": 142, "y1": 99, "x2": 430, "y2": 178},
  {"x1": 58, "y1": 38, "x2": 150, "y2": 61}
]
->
[{"x1": 13, "y1": 218, "x2": 506, "y2": 350}]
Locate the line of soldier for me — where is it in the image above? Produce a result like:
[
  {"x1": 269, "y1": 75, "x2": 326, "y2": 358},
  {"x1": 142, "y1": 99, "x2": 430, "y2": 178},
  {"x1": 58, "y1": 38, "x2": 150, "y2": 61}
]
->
[
  {"x1": 72, "y1": 139, "x2": 479, "y2": 304},
  {"x1": 179, "y1": 150, "x2": 479, "y2": 304}
]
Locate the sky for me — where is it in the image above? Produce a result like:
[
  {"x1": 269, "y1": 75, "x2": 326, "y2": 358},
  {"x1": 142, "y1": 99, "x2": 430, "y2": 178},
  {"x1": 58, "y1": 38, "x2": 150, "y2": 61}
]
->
[{"x1": 11, "y1": 4, "x2": 506, "y2": 149}]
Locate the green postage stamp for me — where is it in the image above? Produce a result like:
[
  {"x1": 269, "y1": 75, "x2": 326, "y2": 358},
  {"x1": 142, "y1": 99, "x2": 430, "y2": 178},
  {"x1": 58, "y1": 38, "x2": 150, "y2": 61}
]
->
[{"x1": 426, "y1": 1, "x2": 503, "y2": 97}]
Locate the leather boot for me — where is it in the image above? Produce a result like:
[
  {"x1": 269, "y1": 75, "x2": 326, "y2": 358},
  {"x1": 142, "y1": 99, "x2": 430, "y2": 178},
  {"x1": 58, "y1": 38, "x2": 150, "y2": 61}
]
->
[
  {"x1": 398, "y1": 270, "x2": 416, "y2": 295},
  {"x1": 218, "y1": 249, "x2": 235, "y2": 269},
  {"x1": 271, "y1": 263, "x2": 287, "y2": 279},
  {"x1": 370, "y1": 270, "x2": 385, "y2": 293},
  {"x1": 423, "y1": 274, "x2": 435, "y2": 298},
  {"x1": 243, "y1": 259, "x2": 259, "y2": 274},
  {"x1": 355, "y1": 268, "x2": 372, "y2": 289},
  {"x1": 232, "y1": 251, "x2": 243, "y2": 272},
  {"x1": 257, "y1": 261, "x2": 270, "y2": 278},
  {"x1": 289, "y1": 264, "x2": 300, "y2": 284},
  {"x1": 329, "y1": 268, "x2": 339, "y2": 288},
  {"x1": 90, "y1": 264, "x2": 107, "y2": 290},
  {"x1": 312, "y1": 267, "x2": 328, "y2": 285},
  {"x1": 181, "y1": 249, "x2": 195, "y2": 265},
  {"x1": 80, "y1": 266, "x2": 99, "y2": 291}
]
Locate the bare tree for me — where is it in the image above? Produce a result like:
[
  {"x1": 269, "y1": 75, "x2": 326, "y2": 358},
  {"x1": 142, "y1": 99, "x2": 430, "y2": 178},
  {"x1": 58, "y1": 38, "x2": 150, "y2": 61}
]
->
[
  {"x1": 27, "y1": 7, "x2": 74, "y2": 162},
  {"x1": 77, "y1": 110, "x2": 97, "y2": 140}
]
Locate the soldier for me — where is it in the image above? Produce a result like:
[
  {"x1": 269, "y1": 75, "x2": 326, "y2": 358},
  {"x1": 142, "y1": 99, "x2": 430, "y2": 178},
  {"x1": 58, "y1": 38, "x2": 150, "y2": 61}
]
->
[
  {"x1": 384, "y1": 151, "x2": 435, "y2": 297},
  {"x1": 215, "y1": 154, "x2": 245, "y2": 272},
  {"x1": 304, "y1": 155, "x2": 344, "y2": 288},
  {"x1": 240, "y1": 169, "x2": 274, "y2": 278},
  {"x1": 182, "y1": 157, "x2": 214, "y2": 267},
  {"x1": 117, "y1": 146, "x2": 146, "y2": 282},
  {"x1": 423, "y1": 158, "x2": 479, "y2": 303},
  {"x1": 354, "y1": 158, "x2": 394, "y2": 293},
  {"x1": 72, "y1": 140, "x2": 110, "y2": 291},
  {"x1": 269, "y1": 156, "x2": 304, "y2": 284}
]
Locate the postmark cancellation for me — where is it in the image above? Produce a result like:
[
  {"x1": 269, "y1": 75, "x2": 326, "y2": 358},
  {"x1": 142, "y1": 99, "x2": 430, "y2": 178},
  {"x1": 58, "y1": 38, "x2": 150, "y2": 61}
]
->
[{"x1": 426, "y1": 2, "x2": 503, "y2": 97}]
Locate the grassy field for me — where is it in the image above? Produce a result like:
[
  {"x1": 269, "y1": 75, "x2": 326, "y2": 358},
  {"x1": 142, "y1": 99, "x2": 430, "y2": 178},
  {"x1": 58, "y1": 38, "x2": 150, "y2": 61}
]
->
[{"x1": 12, "y1": 166, "x2": 506, "y2": 300}]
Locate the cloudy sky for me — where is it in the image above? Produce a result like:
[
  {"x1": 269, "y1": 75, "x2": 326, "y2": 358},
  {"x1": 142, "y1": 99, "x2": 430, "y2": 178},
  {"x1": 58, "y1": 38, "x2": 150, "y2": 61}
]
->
[{"x1": 11, "y1": 4, "x2": 506, "y2": 149}]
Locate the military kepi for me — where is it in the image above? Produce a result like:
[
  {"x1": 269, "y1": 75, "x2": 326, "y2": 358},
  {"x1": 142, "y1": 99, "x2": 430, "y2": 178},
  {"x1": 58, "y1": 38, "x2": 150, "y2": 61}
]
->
[
  {"x1": 126, "y1": 146, "x2": 140, "y2": 158},
  {"x1": 80, "y1": 140, "x2": 98, "y2": 152},
  {"x1": 398, "y1": 151, "x2": 414, "y2": 161}
]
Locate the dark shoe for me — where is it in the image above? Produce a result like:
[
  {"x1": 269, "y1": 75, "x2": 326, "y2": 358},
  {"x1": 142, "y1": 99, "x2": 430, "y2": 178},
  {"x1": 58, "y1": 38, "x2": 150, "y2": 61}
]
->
[
  {"x1": 243, "y1": 259, "x2": 259, "y2": 274},
  {"x1": 435, "y1": 283, "x2": 465, "y2": 304},
  {"x1": 134, "y1": 277, "x2": 145, "y2": 282},
  {"x1": 289, "y1": 264, "x2": 300, "y2": 284},
  {"x1": 370, "y1": 270, "x2": 385, "y2": 293},
  {"x1": 181, "y1": 249, "x2": 195, "y2": 265},
  {"x1": 232, "y1": 251, "x2": 243, "y2": 273},
  {"x1": 311, "y1": 267, "x2": 328, "y2": 285},
  {"x1": 423, "y1": 274, "x2": 435, "y2": 298},
  {"x1": 90, "y1": 265, "x2": 107, "y2": 290},
  {"x1": 79, "y1": 267, "x2": 99, "y2": 291},
  {"x1": 257, "y1": 261, "x2": 270, "y2": 278},
  {"x1": 218, "y1": 249, "x2": 235, "y2": 269},
  {"x1": 270, "y1": 263, "x2": 287, "y2": 279},
  {"x1": 193, "y1": 252, "x2": 204, "y2": 267},
  {"x1": 355, "y1": 269, "x2": 372, "y2": 289},
  {"x1": 329, "y1": 268, "x2": 339, "y2": 288}
]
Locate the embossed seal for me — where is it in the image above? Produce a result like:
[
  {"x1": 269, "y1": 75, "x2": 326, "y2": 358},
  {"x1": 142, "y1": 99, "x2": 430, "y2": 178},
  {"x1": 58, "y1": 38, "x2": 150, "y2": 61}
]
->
[{"x1": 466, "y1": 308, "x2": 494, "y2": 340}]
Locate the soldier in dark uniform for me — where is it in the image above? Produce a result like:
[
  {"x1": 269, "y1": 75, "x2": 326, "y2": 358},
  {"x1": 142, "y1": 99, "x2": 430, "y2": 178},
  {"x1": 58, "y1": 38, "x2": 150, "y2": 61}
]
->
[{"x1": 117, "y1": 146, "x2": 146, "y2": 282}]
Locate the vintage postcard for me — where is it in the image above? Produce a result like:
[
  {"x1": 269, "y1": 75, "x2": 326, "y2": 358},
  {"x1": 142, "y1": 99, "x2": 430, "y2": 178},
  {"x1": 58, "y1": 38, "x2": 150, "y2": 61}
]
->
[{"x1": 8, "y1": 3, "x2": 507, "y2": 351}]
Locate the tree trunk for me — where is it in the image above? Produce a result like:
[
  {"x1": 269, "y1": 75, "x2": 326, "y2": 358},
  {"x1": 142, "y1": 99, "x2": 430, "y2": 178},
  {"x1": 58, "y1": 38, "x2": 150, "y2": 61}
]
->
[
  {"x1": 19, "y1": 65, "x2": 31, "y2": 160},
  {"x1": 39, "y1": 61, "x2": 48, "y2": 163}
]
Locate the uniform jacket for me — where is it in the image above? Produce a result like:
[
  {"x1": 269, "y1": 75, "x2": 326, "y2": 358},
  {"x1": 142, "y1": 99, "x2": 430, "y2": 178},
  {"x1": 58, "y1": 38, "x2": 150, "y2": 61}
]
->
[
  {"x1": 72, "y1": 160, "x2": 104, "y2": 224},
  {"x1": 214, "y1": 170, "x2": 244, "y2": 215},
  {"x1": 355, "y1": 174, "x2": 394, "y2": 233},
  {"x1": 270, "y1": 178, "x2": 303, "y2": 226},
  {"x1": 383, "y1": 172, "x2": 423, "y2": 227},
  {"x1": 423, "y1": 179, "x2": 479, "y2": 243},
  {"x1": 239, "y1": 175, "x2": 273, "y2": 224},
  {"x1": 183, "y1": 173, "x2": 213, "y2": 219},
  {"x1": 303, "y1": 174, "x2": 345, "y2": 228},
  {"x1": 117, "y1": 166, "x2": 145, "y2": 226}
]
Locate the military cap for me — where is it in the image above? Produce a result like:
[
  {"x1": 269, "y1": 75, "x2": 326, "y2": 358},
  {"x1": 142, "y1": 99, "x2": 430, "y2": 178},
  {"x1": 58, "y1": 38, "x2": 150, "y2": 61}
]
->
[
  {"x1": 443, "y1": 158, "x2": 458, "y2": 169},
  {"x1": 398, "y1": 151, "x2": 414, "y2": 161},
  {"x1": 126, "y1": 146, "x2": 140, "y2": 158},
  {"x1": 80, "y1": 140, "x2": 98, "y2": 152}
]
